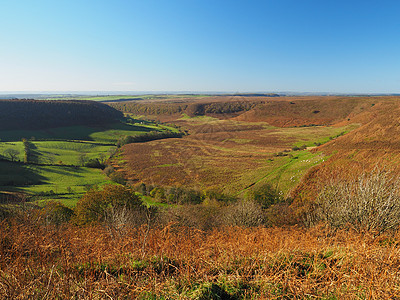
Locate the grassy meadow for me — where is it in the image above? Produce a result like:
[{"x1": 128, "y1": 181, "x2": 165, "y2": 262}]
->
[
  {"x1": 0, "y1": 141, "x2": 112, "y2": 165},
  {"x1": 0, "y1": 119, "x2": 177, "y2": 206}
]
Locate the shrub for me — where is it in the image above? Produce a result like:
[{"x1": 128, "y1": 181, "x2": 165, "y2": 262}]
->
[
  {"x1": 311, "y1": 169, "x2": 400, "y2": 232},
  {"x1": 159, "y1": 202, "x2": 222, "y2": 230},
  {"x1": 264, "y1": 200, "x2": 296, "y2": 226},
  {"x1": 147, "y1": 186, "x2": 204, "y2": 205},
  {"x1": 109, "y1": 172, "x2": 127, "y2": 185},
  {"x1": 204, "y1": 189, "x2": 237, "y2": 203},
  {"x1": 223, "y1": 200, "x2": 265, "y2": 227},
  {"x1": 84, "y1": 158, "x2": 105, "y2": 169},
  {"x1": 247, "y1": 183, "x2": 282, "y2": 209},
  {"x1": 103, "y1": 165, "x2": 115, "y2": 176},
  {"x1": 74, "y1": 184, "x2": 145, "y2": 226},
  {"x1": 36, "y1": 201, "x2": 74, "y2": 225},
  {"x1": 116, "y1": 131, "x2": 183, "y2": 147}
]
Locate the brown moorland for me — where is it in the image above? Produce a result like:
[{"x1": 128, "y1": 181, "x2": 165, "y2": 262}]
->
[
  {"x1": 291, "y1": 98, "x2": 400, "y2": 204},
  {"x1": 113, "y1": 95, "x2": 391, "y2": 196},
  {"x1": 2, "y1": 219, "x2": 400, "y2": 299},
  {"x1": 118, "y1": 119, "x2": 350, "y2": 194}
]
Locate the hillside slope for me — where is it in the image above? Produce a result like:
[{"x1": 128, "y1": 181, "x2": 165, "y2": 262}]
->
[
  {"x1": 291, "y1": 98, "x2": 400, "y2": 203},
  {"x1": 234, "y1": 96, "x2": 377, "y2": 127},
  {"x1": 0, "y1": 100, "x2": 123, "y2": 130}
]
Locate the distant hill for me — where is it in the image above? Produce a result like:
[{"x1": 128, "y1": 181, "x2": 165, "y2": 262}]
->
[{"x1": 0, "y1": 100, "x2": 123, "y2": 130}]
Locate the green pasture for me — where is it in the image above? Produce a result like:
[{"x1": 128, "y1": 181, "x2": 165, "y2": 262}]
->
[
  {"x1": 35, "y1": 141, "x2": 112, "y2": 165},
  {"x1": 217, "y1": 124, "x2": 359, "y2": 196},
  {"x1": 0, "y1": 141, "x2": 113, "y2": 165},
  {"x1": 0, "y1": 161, "x2": 112, "y2": 206},
  {"x1": 254, "y1": 151, "x2": 326, "y2": 194},
  {"x1": 0, "y1": 142, "x2": 25, "y2": 161},
  {"x1": 0, "y1": 119, "x2": 173, "y2": 206},
  {"x1": 42, "y1": 94, "x2": 211, "y2": 101},
  {"x1": 275, "y1": 124, "x2": 360, "y2": 148},
  {"x1": 229, "y1": 151, "x2": 326, "y2": 197}
]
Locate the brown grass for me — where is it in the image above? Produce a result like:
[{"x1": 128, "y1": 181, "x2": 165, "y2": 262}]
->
[
  {"x1": 1, "y1": 218, "x2": 400, "y2": 299},
  {"x1": 291, "y1": 99, "x2": 400, "y2": 202},
  {"x1": 118, "y1": 118, "x2": 352, "y2": 195},
  {"x1": 114, "y1": 95, "x2": 400, "y2": 197}
]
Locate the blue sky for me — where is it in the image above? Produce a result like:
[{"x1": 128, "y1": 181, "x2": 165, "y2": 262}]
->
[{"x1": 1, "y1": 0, "x2": 400, "y2": 93}]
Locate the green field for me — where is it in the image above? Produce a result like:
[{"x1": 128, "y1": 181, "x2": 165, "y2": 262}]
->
[
  {"x1": 41, "y1": 94, "x2": 211, "y2": 102},
  {"x1": 0, "y1": 119, "x2": 175, "y2": 206},
  {"x1": 236, "y1": 150, "x2": 327, "y2": 197},
  {"x1": 0, "y1": 161, "x2": 112, "y2": 206},
  {"x1": 0, "y1": 141, "x2": 112, "y2": 165}
]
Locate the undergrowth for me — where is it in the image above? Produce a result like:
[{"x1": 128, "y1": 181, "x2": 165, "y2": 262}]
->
[{"x1": 0, "y1": 217, "x2": 400, "y2": 299}]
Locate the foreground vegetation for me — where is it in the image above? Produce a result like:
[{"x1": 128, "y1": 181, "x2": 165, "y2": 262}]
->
[
  {"x1": 1, "y1": 212, "x2": 400, "y2": 299},
  {"x1": 2, "y1": 168, "x2": 400, "y2": 298}
]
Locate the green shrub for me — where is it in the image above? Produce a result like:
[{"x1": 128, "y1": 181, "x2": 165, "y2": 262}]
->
[
  {"x1": 109, "y1": 172, "x2": 127, "y2": 185},
  {"x1": 248, "y1": 183, "x2": 282, "y2": 209},
  {"x1": 84, "y1": 158, "x2": 105, "y2": 169},
  {"x1": 74, "y1": 184, "x2": 144, "y2": 225}
]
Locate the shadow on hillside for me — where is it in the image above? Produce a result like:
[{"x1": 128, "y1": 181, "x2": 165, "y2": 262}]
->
[
  {"x1": 0, "y1": 161, "x2": 46, "y2": 192},
  {"x1": 0, "y1": 122, "x2": 156, "y2": 142}
]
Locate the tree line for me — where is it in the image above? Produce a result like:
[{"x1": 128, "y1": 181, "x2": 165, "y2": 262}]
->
[{"x1": 116, "y1": 131, "x2": 184, "y2": 147}]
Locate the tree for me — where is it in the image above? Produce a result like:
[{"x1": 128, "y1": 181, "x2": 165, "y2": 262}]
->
[
  {"x1": 98, "y1": 153, "x2": 107, "y2": 164},
  {"x1": 77, "y1": 153, "x2": 88, "y2": 166},
  {"x1": 3, "y1": 148, "x2": 19, "y2": 161}
]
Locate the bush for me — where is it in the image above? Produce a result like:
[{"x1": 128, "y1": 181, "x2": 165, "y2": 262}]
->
[
  {"x1": 74, "y1": 184, "x2": 145, "y2": 226},
  {"x1": 84, "y1": 158, "x2": 105, "y2": 169},
  {"x1": 36, "y1": 201, "x2": 74, "y2": 225},
  {"x1": 159, "y1": 202, "x2": 222, "y2": 230},
  {"x1": 147, "y1": 186, "x2": 204, "y2": 205},
  {"x1": 103, "y1": 165, "x2": 115, "y2": 176},
  {"x1": 116, "y1": 131, "x2": 183, "y2": 147},
  {"x1": 223, "y1": 200, "x2": 265, "y2": 227},
  {"x1": 310, "y1": 169, "x2": 400, "y2": 232},
  {"x1": 204, "y1": 189, "x2": 237, "y2": 203},
  {"x1": 248, "y1": 184, "x2": 282, "y2": 209},
  {"x1": 109, "y1": 172, "x2": 127, "y2": 185},
  {"x1": 264, "y1": 200, "x2": 296, "y2": 226}
]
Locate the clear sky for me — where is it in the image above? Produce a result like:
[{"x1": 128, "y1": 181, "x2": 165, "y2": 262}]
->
[{"x1": 1, "y1": 0, "x2": 400, "y2": 93}]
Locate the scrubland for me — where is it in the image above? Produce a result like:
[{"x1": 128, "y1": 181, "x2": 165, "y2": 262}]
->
[{"x1": 1, "y1": 215, "x2": 400, "y2": 299}]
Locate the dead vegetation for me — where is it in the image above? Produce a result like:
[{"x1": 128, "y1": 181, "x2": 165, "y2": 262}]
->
[{"x1": 1, "y1": 216, "x2": 400, "y2": 299}]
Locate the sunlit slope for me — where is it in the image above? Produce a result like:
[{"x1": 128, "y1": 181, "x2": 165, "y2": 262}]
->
[
  {"x1": 291, "y1": 99, "x2": 400, "y2": 201},
  {"x1": 234, "y1": 96, "x2": 378, "y2": 126},
  {"x1": 116, "y1": 97, "x2": 377, "y2": 195}
]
